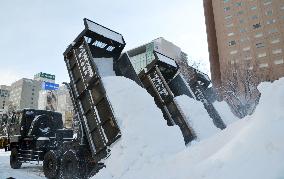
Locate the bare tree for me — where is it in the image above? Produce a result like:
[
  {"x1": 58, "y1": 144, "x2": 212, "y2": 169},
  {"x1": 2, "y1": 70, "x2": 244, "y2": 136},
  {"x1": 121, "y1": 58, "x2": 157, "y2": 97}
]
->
[{"x1": 222, "y1": 62, "x2": 260, "y2": 118}]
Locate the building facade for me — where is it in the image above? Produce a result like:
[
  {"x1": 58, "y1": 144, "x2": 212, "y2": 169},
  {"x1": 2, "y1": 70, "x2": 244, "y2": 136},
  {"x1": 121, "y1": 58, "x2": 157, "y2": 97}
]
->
[
  {"x1": 203, "y1": 0, "x2": 284, "y2": 117},
  {"x1": 0, "y1": 85, "x2": 11, "y2": 110},
  {"x1": 9, "y1": 78, "x2": 41, "y2": 110},
  {"x1": 38, "y1": 85, "x2": 73, "y2": 128}
]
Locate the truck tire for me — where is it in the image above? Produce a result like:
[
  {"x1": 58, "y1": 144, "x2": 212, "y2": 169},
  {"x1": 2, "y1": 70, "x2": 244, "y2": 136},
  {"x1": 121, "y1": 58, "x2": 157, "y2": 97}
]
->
[
  {"x1": 10, "y1": 148, "x2": 22, "y2": 169},
  {"x1": 61, "y1": 150, "x2": 81, "y2": 179},
  {"x1": 43, "y1": 150, "x2": 60, "y2": 179}
]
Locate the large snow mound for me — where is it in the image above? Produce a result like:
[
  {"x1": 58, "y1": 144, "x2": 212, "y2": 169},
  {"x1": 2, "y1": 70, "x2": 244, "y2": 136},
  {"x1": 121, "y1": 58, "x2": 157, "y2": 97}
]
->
[
  {"x1": 95, "y1": 77, "x2": 284, "y2": 179},
  {"x1": 98, "y1": 76, "x2": 185, "y2": 178}
]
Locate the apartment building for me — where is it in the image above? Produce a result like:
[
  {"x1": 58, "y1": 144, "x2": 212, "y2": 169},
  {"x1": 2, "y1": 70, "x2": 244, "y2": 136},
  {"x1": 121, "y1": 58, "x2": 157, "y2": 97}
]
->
[
  {"x1": 9, "y1": 78, "x2": 41, "y2": 110},
  {"x1": 0, "y1": 85, "x2": 11, "y2": 110},
  {"x1": 203, "y1": 0, "x2": 284, "y2": 117}
]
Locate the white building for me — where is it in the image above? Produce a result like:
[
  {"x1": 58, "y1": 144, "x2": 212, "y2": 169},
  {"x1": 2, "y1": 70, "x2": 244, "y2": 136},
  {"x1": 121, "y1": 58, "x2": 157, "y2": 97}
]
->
[
  {"x1": 9, "y1": 78, "x2": 41, "y2": 110},
  {"x1": 0, "y1": 85, "x2": 10, "y2": 110}
]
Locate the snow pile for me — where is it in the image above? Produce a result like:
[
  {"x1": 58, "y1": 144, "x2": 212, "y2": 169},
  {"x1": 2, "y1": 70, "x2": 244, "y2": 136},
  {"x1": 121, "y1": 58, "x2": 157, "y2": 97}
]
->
[
  {"x1": 98, "y1": 76, "x2": 185, "y2": 178},
  {"x1": 175, "y1": 95, "x2": 220, "y2": 140},
  {"x1": 213, "y1": 100, "x2": 239, "y2": 125},
  {"x1": 94, "y1": 77, "x2": 284, "y2": 179}
]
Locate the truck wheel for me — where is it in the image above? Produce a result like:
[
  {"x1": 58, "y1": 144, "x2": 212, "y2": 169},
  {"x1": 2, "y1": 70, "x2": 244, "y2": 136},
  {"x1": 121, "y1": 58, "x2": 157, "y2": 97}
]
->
[
  {"x1": 43, "y1": 150, "x2": 60, "y2": 179},
  {"x1": 61, "y1": 150, "x2": 81, "y2": 179},
  {"x1": 10, "y1": 148, "x2": 22, "y2": 169}
]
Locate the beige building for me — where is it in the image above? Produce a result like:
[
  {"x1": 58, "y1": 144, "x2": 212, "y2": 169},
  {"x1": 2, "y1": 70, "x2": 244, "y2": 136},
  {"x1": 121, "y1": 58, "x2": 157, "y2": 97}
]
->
[
  {"x1": 38, "y1": 85, "x2": 74, "y2": 128},
  {"x1": 9, "y1": 78, "x2": 41, "y2": 110},
  {"x1": 0, "y1": 85, "x2": 11, "y2": 110},
  {"x1": 203, "y1": 0, "x2": 284, "y2": 117}
]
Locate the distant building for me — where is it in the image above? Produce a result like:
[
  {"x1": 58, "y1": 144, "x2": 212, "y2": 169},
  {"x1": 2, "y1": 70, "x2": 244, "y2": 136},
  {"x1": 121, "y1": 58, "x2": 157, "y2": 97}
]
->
[
  {"x1": 9, "y1": 78, "x2": 41, "y2": 110},
  {"x1": 37, "y1": 72, "x2": 59, "y2": 111},
  {"x1": 203, "y1": 0, "x2": 284, "y2": 117},
  {"x1": 56, "y1": 85, "x2": 73, "y2": 128},
  {"x1": 0, "y1": 85, "x2": 10, "y2": 110},
  {"x1": 38, "y1": 85, "x2": 73, "y2": 128}
]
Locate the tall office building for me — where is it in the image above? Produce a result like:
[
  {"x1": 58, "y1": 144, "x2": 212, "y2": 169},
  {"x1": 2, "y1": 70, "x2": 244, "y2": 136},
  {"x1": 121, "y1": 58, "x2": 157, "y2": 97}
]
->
[
  {"x1": 203, "y1": 0, "x2": 284, "y2": 117},
  {"x1": 9, "y1": 78, "x2": 41, "y2": 110},
  {"x1": 0, "y1": 85, "x2": 11, "y2": 110}
]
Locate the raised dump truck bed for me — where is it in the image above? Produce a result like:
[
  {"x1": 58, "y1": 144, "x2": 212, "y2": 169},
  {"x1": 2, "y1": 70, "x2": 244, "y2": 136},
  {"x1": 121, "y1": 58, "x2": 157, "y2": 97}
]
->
[
  {"x1": 64, "y1": 18, "x2": 125, "y2": 160},
  {"x1": 115, "y1": 51, "x2": 196, "y2": 144}
]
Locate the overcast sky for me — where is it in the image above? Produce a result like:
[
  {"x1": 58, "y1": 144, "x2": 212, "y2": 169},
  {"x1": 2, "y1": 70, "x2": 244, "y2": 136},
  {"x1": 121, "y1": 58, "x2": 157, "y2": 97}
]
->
[{"x1": 0, "y1": 0, "x2": 209, "y2": 86}]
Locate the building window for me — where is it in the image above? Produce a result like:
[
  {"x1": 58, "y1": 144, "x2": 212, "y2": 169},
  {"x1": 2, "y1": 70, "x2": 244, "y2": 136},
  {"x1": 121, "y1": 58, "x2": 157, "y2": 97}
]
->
[
  {"x1": 259, "y1": 63, "x2": 269, "y2": 68},
  {"x1": 239, "y1": 19, "x2": 245, "y2": 24},
  {"x1": 268, "y1": 28, "x2": 278, "y2": 34},
  {"x1": 253, "y1": 23, "x2": 261, "y2": 29},
  {"x1": 228, "y1": 32, "x2": 235, "y2": 36},
  {"x1": 224, "y1": 7, "x2": 231, "y2": 12},
  {"x1": 31, "y1": 97, "x2": 34, "y2": 100},
  {"x1": 245, "y1": 56, "x2": 253, "y2": 60},
  {"x1": 237, "y1": 10, "x2": 244, "y2": 15},
  {"x1": 266, "y1": 10, "x2": 273, "y2": 16},
  {"x1": 236, "y1": 2, "x2": 242, "y2": 7},
  {"x1": 274, "y1": 59, "x2": 284, "y2": 65},
  {"x1": 257, "y1": 52, "x2": 267, "y2": 58},
  {"x1": 230, "y1": 50, "x2": 238, "y2": 55},
  {"x1": 272, "y1": 49, "x2": 282, "y2": 54},
  {"x1": 270, "y1": 38, "x2": 280, "y2": 44},
  {"x1": 251, "y1": 6, "x2": 257, "y2": 10},
  {"x1": 229, "y1": 40, "x2": 236, "y2": 46},
  {"x1": 240, "y1": 36, "x2": 250, "y2": 42},
  {"x1": 240, "y1": 28, "x2": 247, "y2": 33},
  {"x1": 267, "y1": 19, "x2": 276, "y2": 25},
  {"x1": 226, "y1": 23, "x2": 234, "y2": 28},
  {"x1": 256, "y1": 42, "x2": 265, "y2": 48},
  {"x1": 254, "y1": 32, "x2": 263, "y2": 38},
  {"x1": 251, "y1": 15, "x2": 258, "y2": 20},
  {"x1": 225, "y1": 15, "x2": 233, "y2": 20},
  {"x1": 263, "y1": 0, "x2": 272, "y2": 6},
  {"x1": 243, "y1": 47, "x2": 251, "y2": 51}
]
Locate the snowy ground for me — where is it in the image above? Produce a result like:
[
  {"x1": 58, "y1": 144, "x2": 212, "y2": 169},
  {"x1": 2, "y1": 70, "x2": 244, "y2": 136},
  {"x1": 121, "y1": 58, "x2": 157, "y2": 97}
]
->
[{"x1": 0, "y1": 149, "x2": 44, "y2": 179}]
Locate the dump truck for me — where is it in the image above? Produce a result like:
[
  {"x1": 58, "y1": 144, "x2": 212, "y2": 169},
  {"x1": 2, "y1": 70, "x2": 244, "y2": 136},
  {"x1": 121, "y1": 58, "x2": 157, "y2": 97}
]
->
[{"x1": 8, "y1": 109, "x2": 72, "y2": 170}]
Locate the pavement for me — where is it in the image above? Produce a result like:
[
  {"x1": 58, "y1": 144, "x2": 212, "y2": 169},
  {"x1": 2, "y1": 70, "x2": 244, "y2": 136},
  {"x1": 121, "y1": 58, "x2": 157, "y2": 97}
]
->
[{"x1": 0, "y1": 149, "x2": 44, "y2": 179}]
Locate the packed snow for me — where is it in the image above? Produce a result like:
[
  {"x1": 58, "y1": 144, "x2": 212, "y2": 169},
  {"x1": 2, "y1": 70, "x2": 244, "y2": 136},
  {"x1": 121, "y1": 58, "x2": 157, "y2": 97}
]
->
[
  {"x1": 213, "y1": 100, "x2": 239, "y2": 125},
  {"x1": 175, "y1": 95, "x2": 220, "y2": 140},
  {"x1": 0, "y1": 150, "x2": 44, "y2": 179}
]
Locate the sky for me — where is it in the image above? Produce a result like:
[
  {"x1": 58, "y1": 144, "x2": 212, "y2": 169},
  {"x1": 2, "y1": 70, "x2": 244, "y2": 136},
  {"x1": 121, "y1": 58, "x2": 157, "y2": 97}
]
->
[{"x1": 0, "y1": 0, "x2": 209, "y2": 86}]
